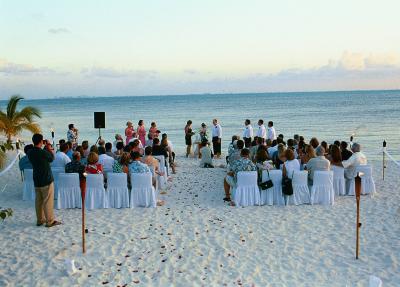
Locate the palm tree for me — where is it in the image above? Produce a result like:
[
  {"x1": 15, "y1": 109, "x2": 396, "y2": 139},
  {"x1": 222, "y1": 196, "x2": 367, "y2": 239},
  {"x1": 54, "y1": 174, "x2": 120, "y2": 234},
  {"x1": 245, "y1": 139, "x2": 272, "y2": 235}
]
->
[{"x1": 0, "y1": 95, "x2": 41, "y2": 144}]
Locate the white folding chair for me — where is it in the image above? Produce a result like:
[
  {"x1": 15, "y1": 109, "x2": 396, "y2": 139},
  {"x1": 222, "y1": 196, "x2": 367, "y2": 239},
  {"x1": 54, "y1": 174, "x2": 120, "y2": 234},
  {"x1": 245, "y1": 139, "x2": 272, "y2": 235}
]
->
[
  {"x1": 310, "y1": 171, "x2": 334, "y2": 205},
  {"x1": 130, "y1": 172, "x2": 156, "y2": 208},
  {"x1": 51, "y1": 167, "x2": 64, "y2": 199},
  {"x1": 85, "y1": 174, "x2": 107, "y2": 210},
  {"x1": 22, "y1": 169, "x2": 35, "y2": 201},
  {"x1": 346, "y1": 164, "x2": 374, "y2": 196},
  {"x1": 56, "y1": 173, "x2": 81, "y2": 209},
  {"x1": 260, "y1": 170, "x2": 274, "y2": 205},
  {"x1": 332, "y1": 165, "x2": 346, "y2": 196},
  {"x1": 289, "y1": 171, "x2": 310, "y2": 205},
  {"x1": 154, "y1": 155, "x2": 168, "y2": 184},
  {"x1": 357, "y1": 165, "x2": 376, "y2": 195},
  {"x1": 233, "y1": 171, "x2": 260, "y2": 207},
  {"x1": 107, "y1": 173, "x2": 129, "y2": 208},
  {"x1": 268, "y1": 170, "x2": 284, "y2": 206}
]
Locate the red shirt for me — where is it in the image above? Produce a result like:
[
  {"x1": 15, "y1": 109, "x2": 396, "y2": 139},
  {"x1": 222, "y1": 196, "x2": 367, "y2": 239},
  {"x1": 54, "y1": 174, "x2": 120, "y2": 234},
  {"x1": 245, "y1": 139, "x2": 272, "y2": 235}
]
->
[{"x1": 86, "y1": 163, "x2": 103, "y2": 174}]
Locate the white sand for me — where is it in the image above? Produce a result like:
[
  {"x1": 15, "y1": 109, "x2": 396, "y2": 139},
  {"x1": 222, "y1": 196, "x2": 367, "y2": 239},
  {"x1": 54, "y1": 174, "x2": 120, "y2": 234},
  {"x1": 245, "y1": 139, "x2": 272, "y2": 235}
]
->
[{"x1": 0, "y1": 153, "x2": 399, "y2": 286}]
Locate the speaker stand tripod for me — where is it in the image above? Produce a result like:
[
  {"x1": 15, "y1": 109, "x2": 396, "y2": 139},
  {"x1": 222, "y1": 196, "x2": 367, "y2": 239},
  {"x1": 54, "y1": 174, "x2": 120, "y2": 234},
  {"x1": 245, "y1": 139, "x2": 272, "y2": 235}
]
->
[{"x1": 95, "y1": 128, "x2": 102, "y2": 145}]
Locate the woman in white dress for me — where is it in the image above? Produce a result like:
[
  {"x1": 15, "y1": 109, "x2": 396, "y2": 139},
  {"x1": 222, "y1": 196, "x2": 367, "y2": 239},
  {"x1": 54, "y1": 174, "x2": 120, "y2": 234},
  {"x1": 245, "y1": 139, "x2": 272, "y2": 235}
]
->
[{"x1": 283, "y1": 149, "x2": 300, "y2": 179}]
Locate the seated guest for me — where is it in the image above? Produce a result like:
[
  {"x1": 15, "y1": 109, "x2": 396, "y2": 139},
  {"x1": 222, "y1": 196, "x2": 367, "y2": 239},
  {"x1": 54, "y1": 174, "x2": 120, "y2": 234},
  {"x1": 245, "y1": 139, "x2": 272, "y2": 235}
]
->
[
  {"x1": 287, "y1": 138, "x2": 298, "y2": 159},
  {"x1": 90, "y1": 144, "x2": 99, "y2": 154},
  {"x1": 227, "y1": 135, "x2": 239, "y2": 164},
  {"x1": 65, "y1": 152, "x2": 86, "y2": 190},
  {"x1": 19, "y1": 144, "x2": 33, "y2": 171},
  {"x1": 58, "y1": 139, "x2": 66, "y2": 151},
  {"x1": 112, "y1": 134, "x2": 123, "y2": 152},
  {"x1": 330, "y1": 145, "x2": 343, "y2": 167},
  {"x1": 114, "y1": 141, "x2": 124, "y2": 158},
  {"x1": 66, "y1": 141, "x2": 73, "y2": 159},
  {"x1": 267, "y1": 139, "x2": 278, "y2": 158},
  {"x1": 75, "y1": 145, "x2": 87, "y2": 165},
  {"x1": 86, "y1": 152, "x2": 103, "y2": 174},
  {"x1": 142, "y1": 147, "x2": 164, "y2": 187},
  {"x1": 229, "y1": 139, "x2": 244, "y2": 166},
  {"x1": 272, "y1": 143, "x2": 286, "y2": 169},
  {"x1": 131, "y1": 139, "x2": 144, "y2": 155},
  {"x1": 321, "y1": 141, "x2": 329, "y2": 157},
  {"x1": 199, "y1": 140, "x2": 214, "y2": 168},
  {"x1": 255, "y1": 149, "x2": 273, "y2": 172},
  {"x1": 334, "y1": 140, "x2": 341, "y2": 147},
  {"x1": 161, "y1": 135, "x2": 176, "y2": 174},
  {"x1": 309, "y1": 137, "x2": 319, "y2": 149},
  {"x1": 129, "y1": 151, "x2": 151, "y2": 174},
  {"x1": 282, "y1": 149, "x2": 300, "y2": 179},
  {"x1": 223, "y1": 148, "x2": 257, "y2": 203},
  {"x1": 146, "y1": 133, "x2": 154, "y2": 148},
  {"x1": 162, "y1": 133, "x2": 175, "y2": 163},
  {"x1": 342, "y1": 143, "x2": 367, "y2": 179},
  {"x1": 113, "y1": 152, "x2": 130, "y2": 174},
  {"x1": 340, "y1": 141, "x2": 353, "y2": 161},
  {"x1": 105, "y1": 142, "x2": 117, "y2": 159},
  {"x1": 98, "y1": 146, "x2": 115, "y2": 171},
  {"x1": 306, "y1": 146, "x2": 330, "y2": 184},
  {"x1": 98, "y1": 139, "x2": 106, "y2": 148},
  {"x1": 301, "y1": 145, "x2": 316, "y2": 165},
  {"x1": 52, "y1": 143, "x2": 71, "y2": 168},
  {"x1": 152, "y1": 138, "x2": 168, "y2": 159},
  {"x1": 251, "y1": 137, "x2": 266, "y2": 162},
  {"x1": 82, "y1": 140, "x2": 90, "y2": 157}
]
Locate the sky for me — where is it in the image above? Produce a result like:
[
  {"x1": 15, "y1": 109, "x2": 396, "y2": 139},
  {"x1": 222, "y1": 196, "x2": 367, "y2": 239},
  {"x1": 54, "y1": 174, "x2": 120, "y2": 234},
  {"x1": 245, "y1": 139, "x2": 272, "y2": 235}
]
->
[{"x1": 0, "y1": 0, "x2": 400, "y2": 99}]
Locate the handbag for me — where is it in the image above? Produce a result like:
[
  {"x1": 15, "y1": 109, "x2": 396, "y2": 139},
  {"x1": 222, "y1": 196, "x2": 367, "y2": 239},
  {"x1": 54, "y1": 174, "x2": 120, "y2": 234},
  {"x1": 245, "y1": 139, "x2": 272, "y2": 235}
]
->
[
  {"x1": 282, "y1": 165, "x2": 294, "y2": 196},
  {"x1": 259, "y1": 169, "x2": 274, "y2": 190}
]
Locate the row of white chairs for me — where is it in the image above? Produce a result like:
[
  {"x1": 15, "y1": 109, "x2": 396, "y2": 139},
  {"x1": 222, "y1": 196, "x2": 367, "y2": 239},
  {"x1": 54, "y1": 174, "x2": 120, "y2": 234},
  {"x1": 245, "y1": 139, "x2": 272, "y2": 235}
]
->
[
  {"x1": 23, "y1": 170, "x2": 157, "y2": 209},
  {"x1": 233, "y1": 165, "x2": 376, "y2": 207}
]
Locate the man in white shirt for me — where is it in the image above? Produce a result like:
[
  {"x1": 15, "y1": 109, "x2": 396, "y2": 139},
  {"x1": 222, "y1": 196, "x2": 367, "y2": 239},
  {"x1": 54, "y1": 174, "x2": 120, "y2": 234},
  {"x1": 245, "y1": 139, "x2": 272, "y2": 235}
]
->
[
  {"x1": 51, "y1": 143, "x2": 71, "y2": 168},
  {"x1": 267, "y1": 121, "x2": 277, "y2": 141},
  {"x1": 256, "y1": 119, "x2": 267, "y2": 143},
  {"x1": 306, "y1": 146, "x2": 331, "y2": 184},
  {"x1": 212, "y1": 119, "x2": 222, "y2": 158},
  {"x1": 242, "y1": 119, "x2": 253, "y2": 148},
  {"x1": 98, "y1": 146, "x2": 115, "y2": 172},
  {"x1": 342, "y1": 143, "x2": 367, "y2": 179}
]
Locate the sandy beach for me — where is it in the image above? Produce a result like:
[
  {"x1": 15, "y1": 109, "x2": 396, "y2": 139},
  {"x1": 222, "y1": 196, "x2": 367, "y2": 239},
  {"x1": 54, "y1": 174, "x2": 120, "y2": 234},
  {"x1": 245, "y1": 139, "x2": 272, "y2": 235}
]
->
[{"x1": 0, "y1": 153, "x2": 399, "y2": 286}]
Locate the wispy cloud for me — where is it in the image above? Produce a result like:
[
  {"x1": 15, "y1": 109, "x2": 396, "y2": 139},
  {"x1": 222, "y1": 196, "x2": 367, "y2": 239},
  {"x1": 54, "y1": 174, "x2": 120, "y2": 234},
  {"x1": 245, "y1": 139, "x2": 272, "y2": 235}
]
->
[
  {"x1": 0, "y1": 58, "x2": 68, "y2": 76},
  {"x1": 48, "y1": 28, "x2": 70, "y2": 34},
  {"x1": 81, "y1": 67, "x2": 158, "y2": 79}
]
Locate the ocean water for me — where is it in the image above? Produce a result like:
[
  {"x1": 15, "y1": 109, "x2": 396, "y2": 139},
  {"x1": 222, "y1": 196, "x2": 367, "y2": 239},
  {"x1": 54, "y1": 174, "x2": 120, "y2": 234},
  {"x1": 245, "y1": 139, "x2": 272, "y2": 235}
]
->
[{"x1": 3, "y1": 90, "x2": 400, "y2": 160}]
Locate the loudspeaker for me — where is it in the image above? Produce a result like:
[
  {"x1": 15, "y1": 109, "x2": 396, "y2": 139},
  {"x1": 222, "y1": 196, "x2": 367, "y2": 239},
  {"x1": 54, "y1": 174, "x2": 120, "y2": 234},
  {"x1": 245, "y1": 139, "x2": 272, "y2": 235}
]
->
[{"x1": 94, "y1": 112, "x2": 105, "y2": 129}]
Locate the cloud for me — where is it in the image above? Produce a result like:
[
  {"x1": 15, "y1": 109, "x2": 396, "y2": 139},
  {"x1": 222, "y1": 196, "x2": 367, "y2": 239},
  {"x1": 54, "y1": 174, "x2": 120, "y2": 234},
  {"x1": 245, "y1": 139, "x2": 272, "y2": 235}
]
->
[
  {"x1": 81, "y1": 67, "x2": 159, "y2": 79},
  {"x1": 48, "y1": 28, "x2": 70, "y2": 34},
  {"x1": 0, "y1": 58, "x2": 58, "y2": 75},
  {"x1": 327, "y1": 51, "x2": 400, "y2": 71}
]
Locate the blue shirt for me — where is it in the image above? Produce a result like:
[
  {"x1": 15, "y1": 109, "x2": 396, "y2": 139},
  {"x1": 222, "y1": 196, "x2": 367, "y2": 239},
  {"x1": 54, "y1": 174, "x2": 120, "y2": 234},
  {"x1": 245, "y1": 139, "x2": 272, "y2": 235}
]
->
[
  {"x1": 129, "y1": 160, "x2": 150, "y2": 174},
  {"x1": 230, "y1": 157, "x2": 257, "y2": 182}
]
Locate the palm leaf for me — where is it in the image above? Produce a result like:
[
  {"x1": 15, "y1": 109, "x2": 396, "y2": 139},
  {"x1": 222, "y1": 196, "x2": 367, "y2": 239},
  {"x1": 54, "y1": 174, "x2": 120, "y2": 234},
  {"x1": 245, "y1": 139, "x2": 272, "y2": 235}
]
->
[
  {"x1": 13, "y1": 106, "x2": 41, "y2": 122},
  {"x1": 6, "y1": 95, "x2": 23, "y2": 118}
]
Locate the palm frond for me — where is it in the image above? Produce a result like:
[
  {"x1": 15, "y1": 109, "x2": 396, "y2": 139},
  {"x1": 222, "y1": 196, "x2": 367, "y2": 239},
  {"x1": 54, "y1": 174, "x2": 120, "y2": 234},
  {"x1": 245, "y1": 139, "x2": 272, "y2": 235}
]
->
[
  {"x1": 13, "y1": 106, "x2": 41, "y2": 122},
  {"x1": 6, "y1": 95, "x2": 23, "y2": 118},
  {"x1": 18, "y1": 122, "x2": 41, "y2": 134}
]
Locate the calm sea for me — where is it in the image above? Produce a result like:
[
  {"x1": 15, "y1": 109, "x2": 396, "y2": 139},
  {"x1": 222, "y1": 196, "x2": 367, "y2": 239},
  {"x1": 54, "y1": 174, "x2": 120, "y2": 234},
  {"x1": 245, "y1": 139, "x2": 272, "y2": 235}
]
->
[{"x1": 3, "y1": 90, "x2": 400, "y2": 160}]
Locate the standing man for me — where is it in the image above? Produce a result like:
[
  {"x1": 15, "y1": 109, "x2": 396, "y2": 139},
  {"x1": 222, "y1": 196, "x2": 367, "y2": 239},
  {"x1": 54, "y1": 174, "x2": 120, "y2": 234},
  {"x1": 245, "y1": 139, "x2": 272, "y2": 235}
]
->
[
  {"x1": 67, "y1": 123, "x2": 78, "y2": 147},
  {"x1": 212, "y1": 119, "x2": 222, "y2": 159},
  {"x1": 267, "y1": 121, "x2": 277, "y2": 141},
  {"x1": 27, "y1": 134, "x2": 61, "y2": 227},
  {"x1": 256, "y1": 119, "x2": 267, "y2": 144},
  {"x1": 242, "y1": 119, "x2": 253, "y2": 148}
]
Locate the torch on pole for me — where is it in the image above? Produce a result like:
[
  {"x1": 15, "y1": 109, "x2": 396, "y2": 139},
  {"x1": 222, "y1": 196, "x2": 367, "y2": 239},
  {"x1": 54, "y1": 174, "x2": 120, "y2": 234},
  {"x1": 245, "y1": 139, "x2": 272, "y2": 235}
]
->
[
  {"x1": 51, "y1": 128, "x2": 55, "y2": 149},
  {"x1": 355, "y1": 172, "x2": 363, "y2": 259},
  {"x1": 81, "y1": 173, "x2": 87, "y2": 254},
  {"x1": 383, "y1": 140, "x2": 386, "y2": 181}
]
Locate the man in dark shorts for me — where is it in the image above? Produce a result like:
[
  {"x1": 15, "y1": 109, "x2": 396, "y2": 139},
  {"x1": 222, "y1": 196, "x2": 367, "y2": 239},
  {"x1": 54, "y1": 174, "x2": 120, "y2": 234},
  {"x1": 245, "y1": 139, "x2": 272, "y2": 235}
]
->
[{"x1": 27, "y1": 133, "x2": 61, "y2": 227}]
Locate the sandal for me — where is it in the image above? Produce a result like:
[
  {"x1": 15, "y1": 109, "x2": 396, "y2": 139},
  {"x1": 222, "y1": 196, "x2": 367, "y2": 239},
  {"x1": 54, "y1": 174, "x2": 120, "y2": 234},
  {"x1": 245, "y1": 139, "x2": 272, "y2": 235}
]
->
[
  {"x1": 223, "y1": 197, "x2": 231, "y2": 202},
  {"x1": 45, "y1": 220, "x2": 62, "y2": 228}
]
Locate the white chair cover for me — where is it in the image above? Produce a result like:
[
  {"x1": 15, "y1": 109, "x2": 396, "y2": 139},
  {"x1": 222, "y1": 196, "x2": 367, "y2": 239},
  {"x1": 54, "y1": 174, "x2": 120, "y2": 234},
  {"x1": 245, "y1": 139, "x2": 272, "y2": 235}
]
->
[
  {"x1": 107, "y1": 173, "x2": 129, "y2": 208},
  {"x1": 369, "y1": 276, "x2": 382, "y2": 287},
  {"x1": 233, "y1": 171, "x2": 260, "y2": 207},
  {"x1": 357, "y1": 165, "x2": 376, "y2": 195},
  {"x1": 346, "y1": 165, "x2": 375, "y2": 195},
  {"x1": 130, "y1": 172, "x2": 156, "y2": 208},
  {"x1": 85, "y1": 174, "x2": 107, "y2": 210},
  {"x1": 288, "y1": 171, "x2": 310, "y2": 205},
  {"x1": 311, "y1": 171, "x2": 334, "y2": 205},
  {"x1": 22, "y1": 169, "x2": 35, "y2": 201},
  {"x1": 332, "y1": 165, "x2": 346, "y2": 196},
  {"x1": 260, "y1": 170, "x2": 274, "y2": 205},
  {"x1": 51, "y1": 167, "x2": 64, "y2": 199},
  {"x1": 56, "y1": 173, "x2": 81, "y2": 209},
  {"x1": 154, "y1": 155, "x2": 168, "y2": 185},
  {"x1": 268, "y1": 170, "x2": 284, "y2": 206}
]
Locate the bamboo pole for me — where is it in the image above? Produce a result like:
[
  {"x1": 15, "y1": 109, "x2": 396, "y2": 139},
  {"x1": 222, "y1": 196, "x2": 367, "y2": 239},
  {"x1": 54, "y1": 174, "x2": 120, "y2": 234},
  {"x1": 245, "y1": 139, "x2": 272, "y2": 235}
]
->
[
  {"x1": 383, "y1": 140, "x2": 386, "y2": 181},
  {"x1": 355, "y1": 172, "x2": 362, "y2": 259},
  {"x1": 81, "y1": 181, "x2": 86, "y2": 254}
]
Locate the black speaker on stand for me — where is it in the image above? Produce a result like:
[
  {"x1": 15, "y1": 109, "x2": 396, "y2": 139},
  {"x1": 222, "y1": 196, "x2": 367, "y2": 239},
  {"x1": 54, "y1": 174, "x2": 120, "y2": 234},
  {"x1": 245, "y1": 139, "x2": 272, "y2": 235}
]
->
[{"x1": 94, "y1": 112, "x2": 105, "y2": 144}]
